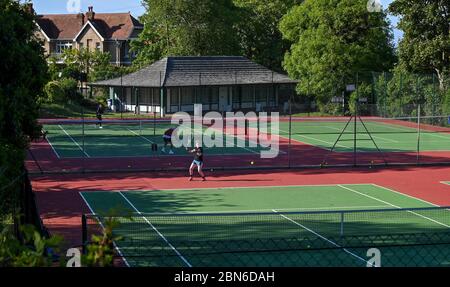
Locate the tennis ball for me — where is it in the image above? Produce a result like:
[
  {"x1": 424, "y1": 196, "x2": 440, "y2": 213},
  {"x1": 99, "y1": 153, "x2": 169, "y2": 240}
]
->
[{"x1": 250, "y1": 161, "x2": 254, "y2": 165}]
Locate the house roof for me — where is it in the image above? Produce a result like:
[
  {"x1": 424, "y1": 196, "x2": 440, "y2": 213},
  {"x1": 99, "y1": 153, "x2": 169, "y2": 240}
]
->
[
  {"x1": 36, "y1": 12, "x2": 143, "y2": 41},
  {"x1": 90, "y1": 56, "x2": 298, "y2": 88}
]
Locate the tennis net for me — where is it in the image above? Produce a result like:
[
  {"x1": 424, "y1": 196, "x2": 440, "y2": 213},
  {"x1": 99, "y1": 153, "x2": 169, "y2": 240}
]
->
[{"x1": 82, "y1": 206, "x2": 450, "y2": 267}]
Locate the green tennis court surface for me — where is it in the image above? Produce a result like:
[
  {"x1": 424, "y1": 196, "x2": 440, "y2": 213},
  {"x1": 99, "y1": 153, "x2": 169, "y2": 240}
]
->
[
  {"x1": 80, "y1": 184, "x2": 450, "y2": 267},
  {"x1": 262, "y1": 118, "x2": 450, "y2": 152},
  {"x1": 43, "y1": 121, "x2": 267, "y2": 158}
]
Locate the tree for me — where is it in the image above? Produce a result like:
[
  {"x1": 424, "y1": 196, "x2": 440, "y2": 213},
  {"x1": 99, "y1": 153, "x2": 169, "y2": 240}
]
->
[
  {"x1": 0, "y1": 0, "x2": 48, "y2": 218},
  {"x1": 389, "y1": 0, "x2": 449, "y2": 91},
  {"x1": 131, "y1": 0, "x2": 241, "y2": 67},
  {"x1": 233, "y1": 0, "x2": 301, "y2": 72},
  {"x1": 58, "y1": 48, "x2": 126, "y2": 83},
  {"x1": 279, "y1": 0, "x2": 396, "y2": 108}
]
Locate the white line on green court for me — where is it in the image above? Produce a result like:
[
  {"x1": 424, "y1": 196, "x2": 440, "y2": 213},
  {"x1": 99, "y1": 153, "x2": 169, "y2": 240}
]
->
[
  {"x1": 370, "y1": 184, "x2": 441, "y2": 207},
  {"x1": 79, "y1": 192, "x2": 130, "y2": 267},
  {"x1": 142, "y1": 205, "x2": 391, "y2": 215},
  {"x1": 58, "y1": 125, "x2": 90, "y2": 158},
  {"x1": 45, "y1": 137, "x2": 61, "y2": 159},
  {"x1": 338, "y1": 185, "x2": 450, "y2": 228},
  {"x1": 114, "y1": 183, "x2": 379, "y2": 193},
  {"x1": 440, "y1": 182, "x2": 450, "y2": 186},
  {"x1": 294, "y1": 134, "x2": 348, "y2": 149},
  {"x1": 118, "y1": 191, "x2": 192, "y2": 267},
  {"x1": 272, "y1": 209, "x2": 375, "y2": 267},
  {"x1": 126, "y1": 128, "x2": 156, "y2": 144},
  {"x1": 422, "y1": 133, "x2": 450, "y2": 140}
]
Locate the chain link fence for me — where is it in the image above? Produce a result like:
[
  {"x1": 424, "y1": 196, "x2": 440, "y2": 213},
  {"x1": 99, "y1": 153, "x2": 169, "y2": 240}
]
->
[
  {"x1": 27, "y1": 71, "x2": 449, "y2": 174},
  {"x1": 82, "y1": 206, "x2": 450, "y2": 267}
]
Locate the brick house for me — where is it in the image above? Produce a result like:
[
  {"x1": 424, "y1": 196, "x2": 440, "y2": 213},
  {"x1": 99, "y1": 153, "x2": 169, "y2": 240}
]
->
[{"x1": 33, "y1": 5, "x2": 143, "y2": 66}]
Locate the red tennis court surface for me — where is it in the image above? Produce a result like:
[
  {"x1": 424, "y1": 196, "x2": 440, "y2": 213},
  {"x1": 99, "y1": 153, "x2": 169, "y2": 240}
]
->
[{"x1": 31, "y1": 165, "x2": 450, "y2": 249}]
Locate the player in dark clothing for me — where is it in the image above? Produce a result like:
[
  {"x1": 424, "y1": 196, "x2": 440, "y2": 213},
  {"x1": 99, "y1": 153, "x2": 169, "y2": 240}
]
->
[
  {"x1": 96, "y1": 103, "x2": 104, "y2": 129},
  {"x1": 188, "y1": 142, "x2": 206, "y2": 181},
  {"x1": 162, "y1": 127, "x2": 175, "y2": 154}
]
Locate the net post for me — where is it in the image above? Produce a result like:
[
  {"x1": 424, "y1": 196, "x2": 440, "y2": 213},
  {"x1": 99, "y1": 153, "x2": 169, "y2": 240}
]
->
[
  {"x1": 288, "y1": 93, "x2": 293, "y2": 168},
  {"x1": 416, "y1": 104, "x2": 421, "y2": 164},
  {"x1": 81, "y1": 214, "x2": 87, "y2": 255},
  {"x1": 82, "y1": 106, "x2": 86, "y2": 173}
]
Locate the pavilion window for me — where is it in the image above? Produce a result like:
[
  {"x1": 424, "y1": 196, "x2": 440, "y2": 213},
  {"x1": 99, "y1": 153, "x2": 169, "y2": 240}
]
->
[
  {"x1": 181, "y1": 88, "x2": 194, "y2": 105},
  {"x1": 241, "y1": 86, "x2": 253, "y2": 108}
]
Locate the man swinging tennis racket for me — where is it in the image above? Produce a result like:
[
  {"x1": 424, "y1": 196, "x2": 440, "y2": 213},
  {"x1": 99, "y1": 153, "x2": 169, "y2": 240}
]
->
[
  {"x1": 187, "y1": 141, "x2": 206, "y2": 181},
  {"x1": 162, "y1": 127, "x2": 175, "y2": 154}
]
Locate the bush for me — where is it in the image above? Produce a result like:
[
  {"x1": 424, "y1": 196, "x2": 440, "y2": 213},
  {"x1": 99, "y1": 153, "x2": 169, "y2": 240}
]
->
[
  {"x1": 0, "y1": 224, "x2": 62, "y2": 267},
  {"x1": 349, "y1": 83, "x2": 372, "y2": 116},
  {"x1": 59, "y1": 78, "x2": 83, "y2": 104},
  {"x1": 319, "y1": 102, "x2": 344, "y2": 116},
  {"x1": 44, "y1": 81, "x2": 65, "y2": 104},
  {"x1": 82, "y1": 216, "x2": 122, "y2": 267},
  {"x1": 44, "y1": 78, "x2": 82, "y2": 104}
]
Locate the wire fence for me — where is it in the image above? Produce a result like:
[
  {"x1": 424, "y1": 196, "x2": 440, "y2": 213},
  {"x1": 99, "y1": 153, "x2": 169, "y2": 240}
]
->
[
  {"x1": 27, "y1": 70, "x2": 450, "y2": 174},
  {"x1": 82, "y1": 206, "x2": 450, "y2": 267}
]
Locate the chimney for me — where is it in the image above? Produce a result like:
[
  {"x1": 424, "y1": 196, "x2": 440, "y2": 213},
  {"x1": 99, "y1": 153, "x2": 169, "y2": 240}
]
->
[
  {"x1": 25, "y1": 3, "x2": 34, "y2": 14},
  {"x1": 77, "y1": 13, "x2": 85, "y2": 26},
  {"x1": 86, "y1": 6, "x2": 95, "y2": 21}
]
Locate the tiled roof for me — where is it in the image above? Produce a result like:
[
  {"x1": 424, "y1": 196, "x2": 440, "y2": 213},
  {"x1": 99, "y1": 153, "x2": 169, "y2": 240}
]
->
[
  {"x1": 91, "y1": 56, "x2": 298, "y2": 87},
  {"x1": 36, "y1": 12, "x2": 143, "y2": 40}
]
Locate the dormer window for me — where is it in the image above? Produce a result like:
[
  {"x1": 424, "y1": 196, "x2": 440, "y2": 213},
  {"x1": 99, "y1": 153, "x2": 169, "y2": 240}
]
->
[{"x1": 56, "y1": 41, "x2": 73, "y2": 54}]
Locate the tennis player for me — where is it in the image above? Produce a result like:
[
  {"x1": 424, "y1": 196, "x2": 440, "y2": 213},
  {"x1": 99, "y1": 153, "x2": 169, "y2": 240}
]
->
[
  {"x1": 162, "y1": 127, "x2": 175, "y2": 154},
  {"x1": 96, "y1": 103, "x2": 104, "y2": 129},
  {"x1": 188, "y1": 141, "x2": 206, "y2": 181}
]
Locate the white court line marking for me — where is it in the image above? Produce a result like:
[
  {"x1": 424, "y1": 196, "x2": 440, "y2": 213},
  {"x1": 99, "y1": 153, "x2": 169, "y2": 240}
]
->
[
  {"x1": 197, "y1": 129, "x2": 260, "y2": 155},
  {"x1": 338, "y1": 185, "x2": 450, "y2": 228},
  {"x1": 440, "y1": 182, "x2": 450, "y2": 186},
  {"x1": 126, "y1": 128, "x2": 156, "y2": 144},
  {"x1": 148, "y1": 205, "x2": 390, "y2": 215},
  {"x1": 58, "y1": 125, "x2": 90, "y2": 158},
  {"x1": 44, "y1": 137, "x2": 61, "y2": 159},
  {"x1": 370, "y1": 184, "x2": 442, "y2": 207},
  {"x1": 321, "y1": 125, "x2": 399, "y2": 143},
  {"x1": 272, "y1": 209, "x2": 375, "y2": 267},
  {"x1": 421, "y1": 132, "x2": 450, "y2": 140},
  {"x1": 113, "y1": 183, "x2": 375, "y2": 193},
  {"x1": 79, "y1": 192, "x2": 130, "y2": 267},
  {"x1": 289, "y1": 132, "x2": 349, "y2": 148},
  {"x1": 118, "y1": 191, "x2": 192, "y2": 267}
]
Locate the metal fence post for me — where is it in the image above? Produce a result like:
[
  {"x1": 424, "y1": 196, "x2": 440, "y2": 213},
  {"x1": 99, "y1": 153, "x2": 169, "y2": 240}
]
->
[
  {"x1": 81, "y1": 214, "x2": 87, "y2": 255},
  {"x1": 416, "y1": 104, "x2": 421, "y2": 165}
]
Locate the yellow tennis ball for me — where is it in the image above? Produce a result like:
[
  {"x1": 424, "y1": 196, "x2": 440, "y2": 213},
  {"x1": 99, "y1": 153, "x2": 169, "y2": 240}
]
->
[{"x1": 250, "y1": 161, "x2": 254, "y2": 165}]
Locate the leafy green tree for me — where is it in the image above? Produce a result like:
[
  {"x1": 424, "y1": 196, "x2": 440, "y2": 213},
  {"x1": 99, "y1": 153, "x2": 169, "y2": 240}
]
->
[
  {"x1": 82, "y1": 215, "x2": 123, "y2": 267},
  {"x1": 0, "y1": 224, "x2": 62, "y2": 267},
  {"x1": 60, "y1": 48, "x2": 126, "y2": 83},
  {"x1": 131, "y1": 0, "x2": 241, "y2": 67},
  {"x1": 389, "y1": 0, "x2": 449, "y2": 91},
  {"x1": 0, "y1": 0, "x2": 48, "y2": 218},
  {"x1": 233, "y1": 0, "x2": 300, "y2": 72},
  {"x1": 279, "y1": 0, "x2": 396, "y2": 109}
]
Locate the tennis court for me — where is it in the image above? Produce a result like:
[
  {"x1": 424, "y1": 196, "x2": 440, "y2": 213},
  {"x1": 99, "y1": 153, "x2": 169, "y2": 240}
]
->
[
  {"x1": 80, "y1": 184, "x2": 450, "y2": 267},
  {"x1": 42, "y1": 119, "x2": 267, "y2": 158},
  {"x1": 265, "y1": 117, "x2": 450, "y2": 152}
]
